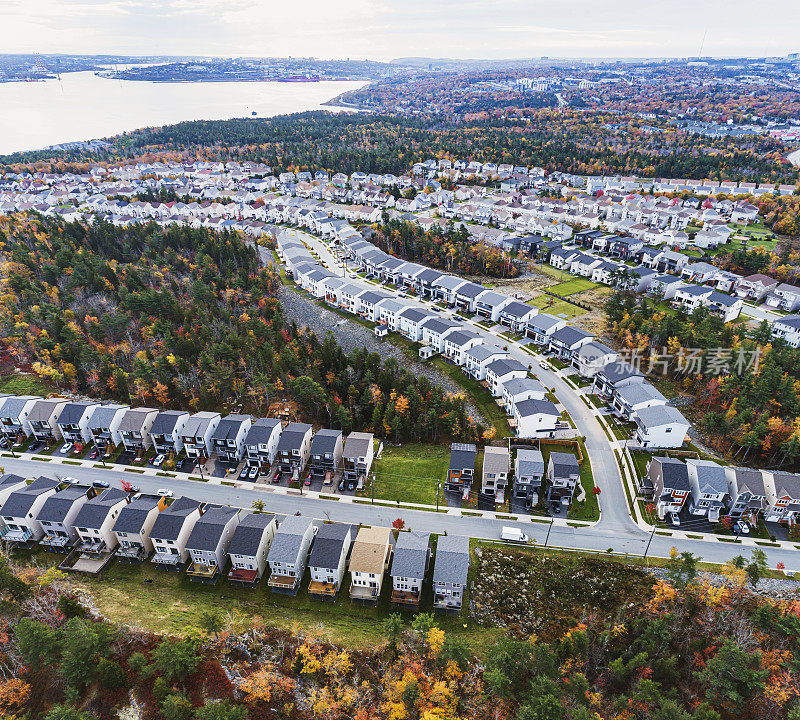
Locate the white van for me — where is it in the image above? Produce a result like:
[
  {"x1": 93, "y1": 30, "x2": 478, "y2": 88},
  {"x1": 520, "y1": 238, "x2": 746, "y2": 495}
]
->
[{"x1": 501, "y1": 526, "x2": 530, "y2": 543}]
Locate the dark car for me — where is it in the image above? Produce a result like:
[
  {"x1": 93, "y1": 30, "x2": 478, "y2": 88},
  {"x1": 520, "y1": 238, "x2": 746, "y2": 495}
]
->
[
  {"x1": 338, "y1": 479, "x2": 346, "y2": 492},
  {"x1": 92, "y1": 480, "x2": 110, "y2": 489},
  {"x1": 347, "y1": 480, "x2": 355, "y2": 491}
]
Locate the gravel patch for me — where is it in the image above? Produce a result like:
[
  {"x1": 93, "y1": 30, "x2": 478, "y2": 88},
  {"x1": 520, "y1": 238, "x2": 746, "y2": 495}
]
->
[
  {"x1": 644, "y1": 567, "x2": 800, "y2": 600},
  {"x1": 278, "y1": 286, "x2": 488, "y2": 424}
]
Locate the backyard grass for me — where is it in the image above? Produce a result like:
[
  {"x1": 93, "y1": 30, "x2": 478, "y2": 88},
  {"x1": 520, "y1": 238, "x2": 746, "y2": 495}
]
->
[
  {"x1": 372, "y1": 444, "x2": 450, "y2": 505},
  {"x1": 537, "y1": 440, "x2": 599, "y2": 522},
  {"x1": 547, "y1": 278, "x2": 598, "y2": 295},
  {"x1": 19, "y1": 550, "x2": 500, "y2": 654},
  {"x1": 528, "y1": 295, "x2": 587, "y2": 319},
  {"x1": 0, "y1": 373, "x2": 59, "y2": 397}
]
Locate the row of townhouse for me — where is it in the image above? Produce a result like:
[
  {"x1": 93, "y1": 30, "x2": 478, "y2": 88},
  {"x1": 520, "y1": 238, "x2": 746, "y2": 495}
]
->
[
  {"x1": 287, "y1": 224, "x2": 692, "y2": 449},
  {"x1": 0, "y1": 472, "x2": 470, "y2": 609},
  {"x1": 642, "y1": 457, "x2": 800, "y2": 528},
  {"x1": 0, "y1": 394, "x2": 373, "y2": 482},
  {"x1": 445, "y1": 441, "x2": 581, "y2": 511}
]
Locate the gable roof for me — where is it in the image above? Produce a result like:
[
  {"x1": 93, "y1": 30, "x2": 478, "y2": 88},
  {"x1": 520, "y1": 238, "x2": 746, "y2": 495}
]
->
[
  {"x1": 118, "y1": 407, "x2": 158, "y2": 432},
  {"x1": 150, "y1": 496, "x2": 202, "y2": 540},
  {"x1": 450, "y1": 442, "x2": 476, "y2": 469},
  {"x1": 37, "y1": 486, "x2": 90, "y2": 523},
  {"x1": 73, "y1": 488, "x2": 128, "y2": 529},
  {"x1": 267, "y1": 516, "x2": 314, "y2": 563},
  {"x1": 57, "y1": 401, "x2": 98, "y2": 425},
  {"x1": 228, "y1": 512, "x2": 276, "y2": 556},
  {"x1": 310, "y1": 428, "x2": 342, "y2": 455},
  {"x1": 516, "y1": 448, "x2": 545, "y2": 475},
  {"x1": 390, "y1": 531, "x2": 430, "y2": 578},
  {"x1": 308, "y1": 522, "x2": 353, "y2": 569},
  {"x1": 150, "y1": 410, "x2": 189, "y2": 436},
  {"x1": 515, "y1": 398, "x2": 559, "y2": 418},
  {"x1": 244, "y1": 418, "x2": 282, "y2": 445},
  {"x1": 212, "y1": 414, "x2": 250, "y2": 441},
  {"x1": 186, "y1": 505, "x2": 239, "y2": 551},
  {"x1": 550, "y1": 452, "x2": 580, "y2": 477},
  {"x1": 277, "y1": 423, "x2": 312, "y2": 452},
  {"x1": 0, "y1": 476, "x2": 59, "y2": 517},
  {"x1": 433, "y1": 535, "x2": 470, "y2": 585},
  {"x1": 349, "y1": 526, "x2": 392, "y2": 573}
]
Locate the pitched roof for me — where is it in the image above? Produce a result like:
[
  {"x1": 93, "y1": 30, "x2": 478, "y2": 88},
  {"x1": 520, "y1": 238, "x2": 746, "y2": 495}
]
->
[
  {"x1": 212, "y1": 414, "x2": 250, "y2": 441},
  {"x1": 616, "y1": 383, "x2": 666, "y2": 406},
  {"x1": 390, "y1": 531, "x2": 430, "y2": 578},
  {"x1": 245, "y1": 418, "x2": 282, "y2": 445},
  {"x1": 267, "y1": 516, "x2": 314, "y2": 563},
  {"x1": 73, "y1": 488, "x2": 128, "y2": 529},
  {"x1": 150, "y1": 410, "x2": 189, "y2": 436},
  {"x1": 181, "y1": 412, "x2": 220, "y2": 437},
  {"x1": 118, "y1": 407, "x2": 158, "y2": 432},
  {"x1": 516, "y1": 448, "x2": 545, "y2": 475},
  {"x1": 550, "y1": 452, "x2": 579, "y2": 478},
  {"x1": 37, "y1": 486, "x2": 90, "y2": 523},
  {"x1": 636, "y1": 404, "x2": 689, "y2": 429},
  {"x1": 308, "y1": 522, "x2": 353, "y2": 569},
  {"x1": 228, "y1": 512, "x2": 276, "y2": 556},
  {"x1": 28, "y1": 399, "x2": 66, "y2": 422},
  {"x1": 150, "y1": 496, "x2": 202, "y2": 541},
  {"x1": 687, "y1": 460, "x2": 728, "y2": 495},
  {"x1": 186, "y1": 505, "x2": 239, "y2": 551},
  {"x1": 310, "y1": 428, "x2": 342, "y2": 455},
  {"x1": 87, "y1": 404, "x2": 128, "y2": 430},
  {"x1": 433, "y1": 535, "x2": 470, "y2": 585},
  {"x1": 112, "y1": 494, "x2": 161, "y2": 534},
  {"x1": 343, "y1": 432, "x2": 373, "y2": 459},
  {"x1": 450, "y1": 442, "x2": 476, "y2": 469},
  {"x1": 501, "y1": 376, "x2": 545, "y2": 397},
  {"x1": 277, "y1": 423, "x2": 312, "y2": 452},
  {"x1": 0, "y1": 395, "x2": 40, "y2": 419},
  {"x1": 349, "y1": 526, "x2": 392, "y2": 573},
  {"x1": 486, "y1": 357, "x2": 527, "y2": 377},
  {"x1": 0, "y1": 476, "x2": 59, "y2": 517},
  {"x1": 514, "y1": 398, "x2": 559, "y2": 418},
  {"x1": 482, "y1": 446, "x2": 510, "y2": 474},
  {"x1": 652, "y1": 456, "x2": 690, "y2": 491},
  {"x1": 57, "y1": 401, "x2": 98, "y2": 425}
]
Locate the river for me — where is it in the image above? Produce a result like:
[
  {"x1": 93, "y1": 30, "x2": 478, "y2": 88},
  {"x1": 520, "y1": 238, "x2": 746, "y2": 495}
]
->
[{"x1": 0, "y1": 71, "x2": 367, "y2": 155}]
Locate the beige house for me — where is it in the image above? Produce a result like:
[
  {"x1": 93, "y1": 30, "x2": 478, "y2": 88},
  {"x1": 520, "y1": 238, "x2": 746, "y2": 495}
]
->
[{"x1": 348, "y1": 526, "x2": 394, "y2": 604}]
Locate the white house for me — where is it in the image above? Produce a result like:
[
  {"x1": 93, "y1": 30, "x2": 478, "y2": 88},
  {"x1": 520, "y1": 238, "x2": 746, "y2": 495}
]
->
[
  {"x1": 150, "y1": 496, "x2": 204, "y2": 569},
  {"x1": 0, "y1": 395, "x2": 40, "y2": 442},
  {"x1": 37, "y1": 484, "x2": 92, "y2": 550},
  {"x1": 28, "y1": 398, "x2": 68, "y2": 444},
  {"x1": 512, "y1": 398, "x2": 560, "y2": 439},
  {"x1": 86, "y1": 404, "x2": 128, "y2": 453},
  {"x1": 0, "y1": 476, "x2": 60, "y2": 544},
  {"x1": 443, "y1": 330, "x2": 484, "y2": 365},
  {"x1": 686, "y1": 459, "x2": 728, "y2": 522},
  {"x1": 181, "y1": 411, "x2": 222, "y2": 461},
  {"x1": 267, "y1": 516, "x2": 317, "y2": 595},
  {"x1": 307, "y1": 522, "x2": 354, "y2": 600},
  {"x1": 634, "y1": 405, "x2": 690, "y2": 449},
  {"x1": 485, "y1": 358, "x2": 528, "y2": 396},
  {"x1": 149, "y1": 410, "x2": 190, "y2": 456},
  {"x1": 55, "y1": 401, "x2": 100, "y2": 445},
  {"x1": 113, "y1": 494, "x2": 166, "y2": 562},
  {"x1": 73, "y1": 487, "x2": 130, "y2": 553},
  {"x1": 571, "y1": 341, "x2": 618, "y2": 378},
  {"x1": 211, "y1": 414, "x2": 252, "y2": 464},
  {"x1": 500, "y1": 376, "x2": 547, "y2": 408},
  {"x1": 244, "y1": 418, "x2": 283, "y2": 470},
  {"x1": 464, "y1": 343, "x2": 508, "y2": 381},
  {"x1": 185, "y1": 505, "x2": 240, "y2": 583},
  {"x1": 771, "y1": 315, "x2": 800, "y2": 348}
]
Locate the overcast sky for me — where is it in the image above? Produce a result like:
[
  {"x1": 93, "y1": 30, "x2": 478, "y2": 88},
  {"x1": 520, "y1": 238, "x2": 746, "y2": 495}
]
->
[{"x1": 2, "y1": 0, "x2": 798, "y2": 60}]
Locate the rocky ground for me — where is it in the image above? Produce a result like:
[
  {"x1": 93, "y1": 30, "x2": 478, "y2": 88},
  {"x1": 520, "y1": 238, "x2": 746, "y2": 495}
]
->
[
  {"x1": 645, "y1": 567, "x2": 800, "y2": 600},
  {"x1": 277, "y1": 286, "x2": 488, "y2": 423}
]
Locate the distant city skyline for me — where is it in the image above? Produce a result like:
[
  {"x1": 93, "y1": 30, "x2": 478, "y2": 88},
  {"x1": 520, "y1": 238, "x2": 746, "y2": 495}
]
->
[{"x1": 1, "y1": 0, "x2": 798, "y2": 61}]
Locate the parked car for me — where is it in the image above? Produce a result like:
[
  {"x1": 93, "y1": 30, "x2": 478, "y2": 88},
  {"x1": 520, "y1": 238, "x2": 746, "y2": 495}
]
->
[
  {"x1": 324, "y1": 471, "x2": 333, "y2": 485},
  {"x1": 88, "y1": 448, "x2": 99, "y2": 460},
  {"x1": 60, "y1": 443, "x2": 73, "y2": 455},
  {"x1": 238, "y1": 465, "x2": 250, "y2": 480},
  {"x1": 735, "y1": 520, "x2": 750, "y2": 535},
  {"x1": 539, "y1": 360, "x2": 549, "y2": 370},
  {"x1": 129, "y1": 485, "x2": 140, "y2": 493},
  {"x1": 92, "y1": 480, "x2": 110, "y2": 488},
  {"x1": 0, "y1": 438, "x2": 8, "y2": 449},
  {"x1": 669, "y1": 512, "x2": 681, "y2": 527},
  {"x1": 156, "y1": 489, "x2": 174, "y2": 498},
  {"x1": 304, "y1": 472, "x2": 312, "y2": 486},
  {"x1": 28, "y1": 441, "x2": 40, "y2": 452},
  {"x1": 247, "y1": 465, "x2": 259, "y2": 480},
  {"x1": 338, "y1": 479, "x2": 346, "y2": 492},
  {"x1": 272, "y1": 470, "x2": 282, "y2": 483},
  {"x1": 152, "y1": 454, "x2": 165, "y2": 467},
  {"x1": 347, "y1": 479, "x2": 356, "y2": 491}
]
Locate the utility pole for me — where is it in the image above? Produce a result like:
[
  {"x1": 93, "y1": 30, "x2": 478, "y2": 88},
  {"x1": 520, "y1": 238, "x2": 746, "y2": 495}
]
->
[
  {"x1": 544, "y1": 516, "x2": 555, "y2": 547},
  {"x1": 643, "y1": 525, "x2": 657, "y2": 565},
  {"x1": 435, "y1": 481, "x2": 441, "y2": 512}
]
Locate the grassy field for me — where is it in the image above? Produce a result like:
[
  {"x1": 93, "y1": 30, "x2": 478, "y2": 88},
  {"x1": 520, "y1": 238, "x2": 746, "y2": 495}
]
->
[
  {"x1": 547, "y1": 278, "x2": 598, "y2": 295},
  {"x1": 19, "y1": 549, "x2": 501, "y2": 653},
  {"x1": 428, "y1": 357, "x2": 512, "y2": 437},
  {"x1": 372, "y1": 444, "x2": 450, "y2": 505},
  {"x1": 0, "y1": 374, "x2": 59, "y2": 397},
  {"x1": 528, "y1": 295, "x2": 587, "y2": 319}
]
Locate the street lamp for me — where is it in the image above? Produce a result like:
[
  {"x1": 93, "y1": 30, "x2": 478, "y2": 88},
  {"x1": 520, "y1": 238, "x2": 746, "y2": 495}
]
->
[{"x1": 544, "y1": 515, "x2": 555, "y2": 547}]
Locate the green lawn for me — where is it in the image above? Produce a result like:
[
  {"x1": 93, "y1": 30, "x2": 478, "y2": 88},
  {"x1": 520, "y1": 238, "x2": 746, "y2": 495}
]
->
[
  {"x1": 538, "y1": 441, "x2": 599, "y2": 522},
  {"x1": 372, "y1": 444, "x2": 450, "y2": 505},
  {"x1": 528, "y1": 295, "x2": 587, "y2": 318},
  {"x1": 17, "y1": 548, "x2": 501, "y2": 654},
  {"x1": 547, "y1": 278, "x2": 598, "y2": 296},
  {"x1": 0, "y1": 374, "x2": 59, "y2": 397},
  {"x1": 429, "y1": 357, "x2": 512, "y2": 438}
]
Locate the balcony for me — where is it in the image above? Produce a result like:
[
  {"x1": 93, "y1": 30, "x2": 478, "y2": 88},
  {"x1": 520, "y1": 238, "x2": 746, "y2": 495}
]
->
[
  {"x1": 268, "y1": 574, "x2": 298, "y2": 589},
  {"x1": 41, "y1": 533, "x2": 72, "y2": 549},
  {"x1": 186, "y1": 561, "x2": 218, "y2": 579},
  {"x1": 391, "y1": 588, "x2": 421, "y2": 606},
  {"x1": 228, "y1": 567, "x2": 259, "y2": 583},
  {"x1": 117, "y1": 543, "x2": 148, "y2": 560},
  {"x1": 2, "y1": 527, "x2": 32, "y2": 542},
  {"x1": 309, "y1": 580, "x2": 338, "y2": 596}
]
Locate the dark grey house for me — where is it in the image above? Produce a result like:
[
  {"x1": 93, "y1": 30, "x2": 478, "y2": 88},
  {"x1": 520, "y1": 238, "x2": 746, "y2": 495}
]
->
[
  {"x1": 390, "y1": 531, "x2": 430, "y2": 607},
  {"x1": 309, "y1": 429, "x2": 343, "y2": 481},
  {"x1": 307, "y1": 522, "x2": 354, "y2": 600},
  {"x1": 433, "y1": 535, "x2": 470, "y2": 612}
]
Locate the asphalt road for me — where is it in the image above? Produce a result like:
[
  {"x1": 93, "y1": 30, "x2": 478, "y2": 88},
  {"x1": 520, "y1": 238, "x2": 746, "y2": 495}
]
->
[{"x1": 4, "y1": 455, "x2": 799, "y2": 570}]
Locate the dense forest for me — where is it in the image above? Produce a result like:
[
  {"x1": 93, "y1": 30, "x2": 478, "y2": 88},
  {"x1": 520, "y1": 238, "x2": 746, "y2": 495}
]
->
[
  {"x1": 0, "y1": 214, "x2": 482, "y2": 443},
  {"x1": 605, "y1": 291, "x2": 800, "y2": 467},
  {"x1": 1, "y1": 545, "x2": 799, "y2": 719},
  {"x1": 4, "y1": 111, "x2": 797, "y2": 184},
  {"x1": 371, "y1": 219, "x2": 522, "y2": 278}
]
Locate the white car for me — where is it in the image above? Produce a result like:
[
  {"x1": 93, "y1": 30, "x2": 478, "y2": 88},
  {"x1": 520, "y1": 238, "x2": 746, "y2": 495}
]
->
[
  {"x1": 152, "y1": 454, "x2": 165, "y2": 467},
  {"x1": 669, "y1": 512, "x2": 681, "y2": 527},
  {"x1": 156, "y1": 488, "x2": 174, "y2": 498},
  {"x1": 538, "y1": 360, "x2": 549, "y2": 370},
  {"x1": 60, "y1": 443, "x2": 73, "y2": 455},
  {"x1": 735, "y1": 520, "x2": 750, "y2": 535}
]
